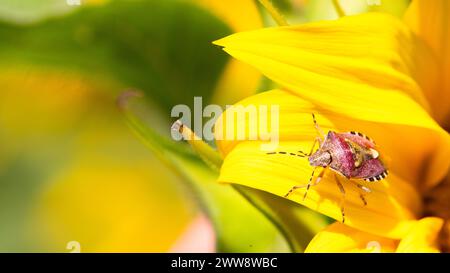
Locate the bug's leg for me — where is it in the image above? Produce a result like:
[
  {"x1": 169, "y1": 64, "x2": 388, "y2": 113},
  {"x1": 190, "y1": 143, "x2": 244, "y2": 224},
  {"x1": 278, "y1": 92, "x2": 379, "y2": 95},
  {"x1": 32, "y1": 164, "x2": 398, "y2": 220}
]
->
[
  {"x1": 312, "y1": 113, "x2": 325, "y2": 138},
  {"x1": 284, "y1": 168, "x2": 316, "y2": 197},
  {"x1": 303, "y1": 167, "x2": 326, "y2": 200},
  {"x1": 358, "y1": 192, "x2": 368, "y2": 207},
  {"x1": 284, "y1": 168, "x2": 316, "y2": 198},
  {"x1": 350, "y1": 181, "x2": 371, "y2": 206},
  {"x1": 334, "y1": 174, "x2": 346, "y2": 223},
  {"x1": 284, "y1": 167, "x2": 326, "y2": 199}
]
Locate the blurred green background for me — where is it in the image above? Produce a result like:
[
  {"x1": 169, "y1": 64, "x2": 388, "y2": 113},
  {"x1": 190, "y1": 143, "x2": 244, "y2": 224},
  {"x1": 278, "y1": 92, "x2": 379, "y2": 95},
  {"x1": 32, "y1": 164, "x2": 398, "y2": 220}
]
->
[{"x1": 0, "y1": 0, "x2": 410, "y2": 252}]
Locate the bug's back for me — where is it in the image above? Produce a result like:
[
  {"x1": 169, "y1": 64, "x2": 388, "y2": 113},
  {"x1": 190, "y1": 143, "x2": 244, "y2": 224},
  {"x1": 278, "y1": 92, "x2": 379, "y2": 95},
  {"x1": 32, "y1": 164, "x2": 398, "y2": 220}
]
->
[{"x1": 322, "y1": 131, "x2": 387, "y2": 181}]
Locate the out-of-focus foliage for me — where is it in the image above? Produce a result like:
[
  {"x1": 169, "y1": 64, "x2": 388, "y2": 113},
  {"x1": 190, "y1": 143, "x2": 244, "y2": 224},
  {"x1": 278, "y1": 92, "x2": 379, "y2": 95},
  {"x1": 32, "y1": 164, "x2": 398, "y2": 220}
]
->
[
  {"x1": 268, "y1": 0, "x2": 410, "y2": 24},
  {"x1": 0, "y1": 68, "x2": 194, "y2": 252},
  {"x1": 0, "y1": 0, "x2": 231, "y2": 115},
  {"x1": 0, "y1": 0, "x2": 291, "y2": 252},
  {"x1": 0, "y1": 0, "x2": 235, "y2": 251},
  {"x1": 194, "y1": 0, "x2": 263, "y2": 105}
]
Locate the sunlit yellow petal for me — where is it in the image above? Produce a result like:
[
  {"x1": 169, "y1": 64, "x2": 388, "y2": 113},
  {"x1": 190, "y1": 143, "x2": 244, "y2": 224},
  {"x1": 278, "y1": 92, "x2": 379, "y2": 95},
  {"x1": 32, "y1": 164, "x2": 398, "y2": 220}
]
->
[
  {"x1": 396, "y1": 217, "x2": 444, "y2": 253},
  {"x1": 305, "y1": 222, "x2": 398, "y2": 253},
  {"x1": 404, "y1": 0, "x2": 450, "y2": 126},
  {"x1": 214, "y1": 13, "x2": 434, "y2": 111},
  {"x1": 194, "y1": 0, "x2": 262, "y2": 105},
  {"x1": 214, "y1": 14, "x2": 450, "y2": 188},
  {"x1": 307, "y1": 218, "x2": 445, "y2": 253},
  {"x1": 215, "y1": 90, "x2": 425, "y2": 239}
]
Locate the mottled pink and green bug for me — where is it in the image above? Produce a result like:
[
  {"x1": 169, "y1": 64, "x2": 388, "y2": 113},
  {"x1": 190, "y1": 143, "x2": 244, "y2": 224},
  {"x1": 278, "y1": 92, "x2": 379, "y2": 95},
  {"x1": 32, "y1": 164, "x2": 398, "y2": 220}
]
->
[{"x1": 267, "y1": 114, "x2": 388, "y2": 223}]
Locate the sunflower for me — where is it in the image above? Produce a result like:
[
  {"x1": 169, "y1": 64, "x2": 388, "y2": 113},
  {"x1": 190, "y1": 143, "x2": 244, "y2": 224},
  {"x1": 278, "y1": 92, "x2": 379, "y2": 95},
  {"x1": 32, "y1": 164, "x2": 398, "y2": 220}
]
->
[{"x1": 212, "y1": 0, "x2": 450, "y2": 252}]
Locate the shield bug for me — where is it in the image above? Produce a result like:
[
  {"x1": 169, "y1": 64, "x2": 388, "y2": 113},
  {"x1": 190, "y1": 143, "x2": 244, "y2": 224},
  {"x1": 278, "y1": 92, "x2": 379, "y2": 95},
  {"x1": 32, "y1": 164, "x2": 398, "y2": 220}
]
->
[{"x1": 266, "y1": 114, "x2": 388, "y2": 223}]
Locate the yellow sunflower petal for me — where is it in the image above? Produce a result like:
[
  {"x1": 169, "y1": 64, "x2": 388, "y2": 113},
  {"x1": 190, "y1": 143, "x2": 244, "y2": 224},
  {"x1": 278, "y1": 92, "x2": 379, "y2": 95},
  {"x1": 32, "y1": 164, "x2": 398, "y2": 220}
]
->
[
  {"x1": 305, "y1": 222, "x2": 398, "y2": 253},
  {"x1": 404, "y1": 0, "x2": 450, "y2": 126},
  {"x1": 214, "y1": 12, "x2": 434, "y2": 111},
  {"x1": 396, "y1": 217, "x2": 444, "y2": 253},
  {"x1": 216, "y1": 90, "x2": 424, "y2": 239},
  {"x1": 214, "y1": 13, "x2": 450, "y2": 189}
]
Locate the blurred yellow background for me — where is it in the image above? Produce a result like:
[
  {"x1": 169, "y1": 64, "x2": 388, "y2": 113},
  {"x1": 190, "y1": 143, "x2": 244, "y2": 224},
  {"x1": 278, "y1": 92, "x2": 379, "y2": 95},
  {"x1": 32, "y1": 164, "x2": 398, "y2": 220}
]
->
[{"x1": 0, "y1": 67, "x2": 195, "y2": 252}]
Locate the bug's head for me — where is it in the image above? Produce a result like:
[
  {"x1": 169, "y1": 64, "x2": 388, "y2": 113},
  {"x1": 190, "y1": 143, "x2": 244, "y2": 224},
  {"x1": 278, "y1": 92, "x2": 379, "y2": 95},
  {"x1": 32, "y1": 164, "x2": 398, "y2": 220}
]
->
[{"x1": 309, "y1": 150, "x2": 332, "y2": 167}]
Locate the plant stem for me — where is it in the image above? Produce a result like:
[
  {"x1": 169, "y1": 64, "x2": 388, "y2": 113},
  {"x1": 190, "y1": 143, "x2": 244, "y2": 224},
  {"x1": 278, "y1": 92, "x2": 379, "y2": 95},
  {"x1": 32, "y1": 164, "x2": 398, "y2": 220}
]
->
[
  {"x1": 172, "y1": 120, "x2": 223, "y2": 171},
  {"x1": 258, "y1": 0, "x2": 288, "y2": 26},
  {"x1": 332, "y1": 0, "x2": 346, "y2": 17}
]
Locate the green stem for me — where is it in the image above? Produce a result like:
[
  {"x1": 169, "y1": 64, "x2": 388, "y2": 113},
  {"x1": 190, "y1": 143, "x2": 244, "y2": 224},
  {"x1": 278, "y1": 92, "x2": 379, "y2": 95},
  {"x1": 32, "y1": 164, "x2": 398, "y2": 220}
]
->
[
  {"x1": 258, "y1": 0, "x2": 288, "y2": 26},
  {"x1": 332, "y1": 0, "x2": 346, "y2": 17},
  {"x1": 171, "y1": 120, "x2": 223, "y2": 171}
]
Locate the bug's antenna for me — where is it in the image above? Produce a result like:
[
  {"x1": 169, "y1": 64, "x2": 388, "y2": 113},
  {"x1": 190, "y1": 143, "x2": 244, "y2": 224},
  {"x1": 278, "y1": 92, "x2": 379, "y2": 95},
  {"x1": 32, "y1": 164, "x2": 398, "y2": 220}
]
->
[
  {"x1": 267, "y1": 136, "x2": 320, "y2": 158},
  {"x1": 266, "y1": 151, "x2": 307, "y2": 158},
  {"x1": 312, "y1": 113, "x2": 325, "y2": 138}
]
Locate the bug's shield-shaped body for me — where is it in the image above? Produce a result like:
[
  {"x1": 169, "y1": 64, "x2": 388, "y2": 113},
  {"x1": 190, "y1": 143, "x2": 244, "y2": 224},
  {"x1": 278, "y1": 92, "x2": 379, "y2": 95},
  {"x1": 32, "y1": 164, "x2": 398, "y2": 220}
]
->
[{"x1": 309, "y1": 131, "x2": 387, "y2": 182}]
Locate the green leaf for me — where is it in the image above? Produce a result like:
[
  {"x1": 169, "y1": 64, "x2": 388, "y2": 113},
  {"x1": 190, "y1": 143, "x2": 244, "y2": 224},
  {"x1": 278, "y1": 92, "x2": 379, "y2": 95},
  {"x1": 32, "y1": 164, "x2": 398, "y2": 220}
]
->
[{"x1": 0, "y1": 0, "x2": 230, "y2": 114}]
